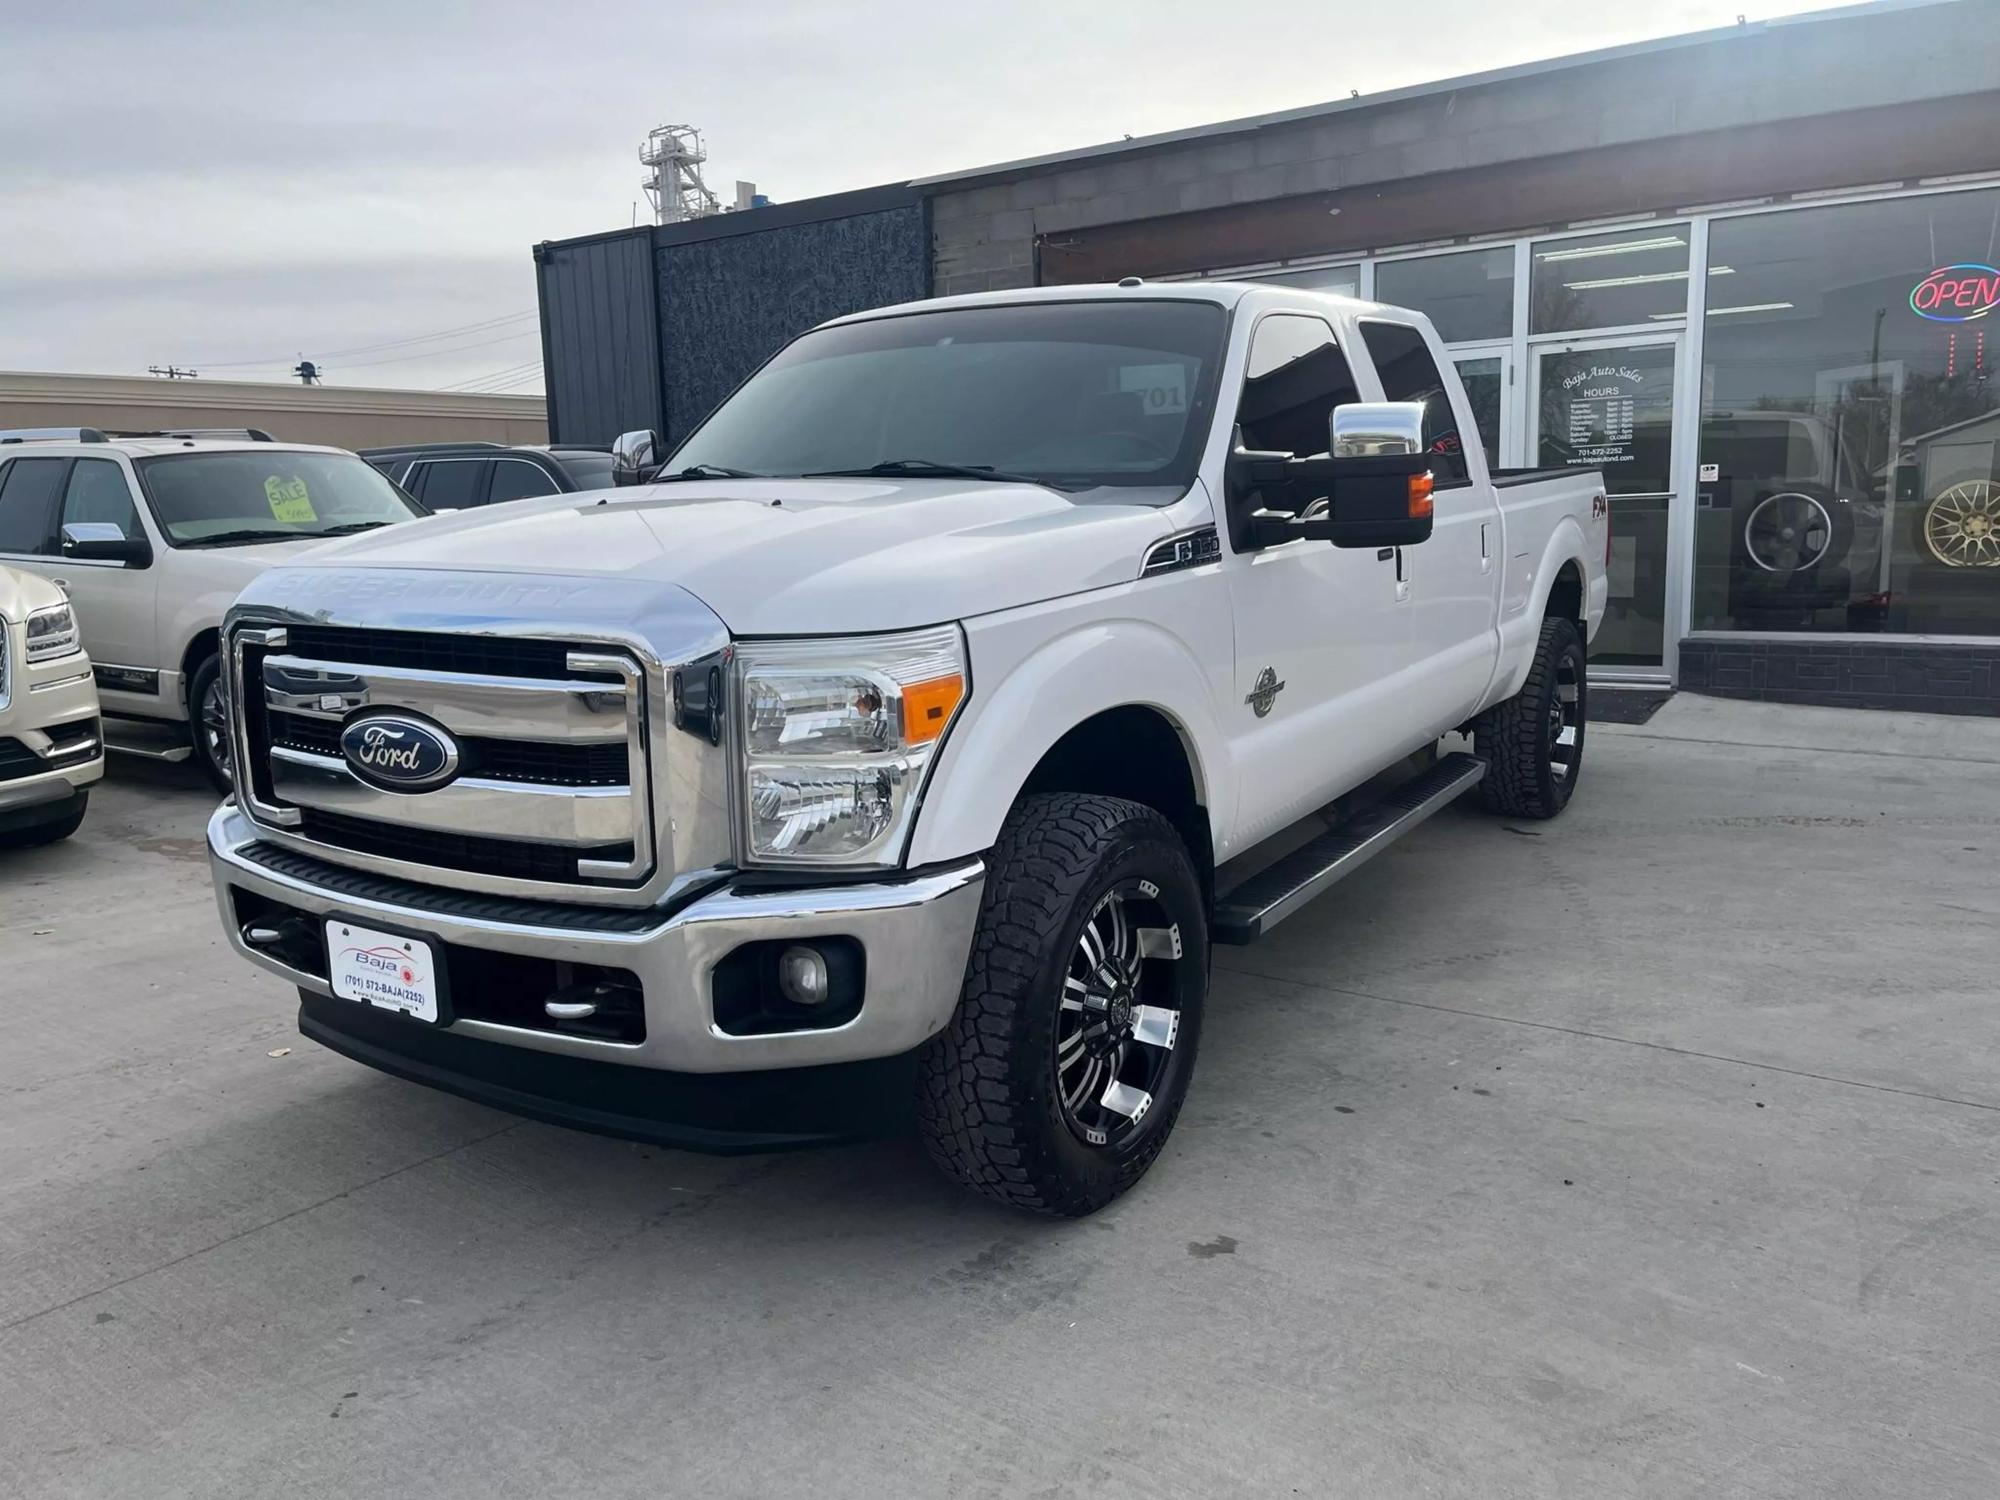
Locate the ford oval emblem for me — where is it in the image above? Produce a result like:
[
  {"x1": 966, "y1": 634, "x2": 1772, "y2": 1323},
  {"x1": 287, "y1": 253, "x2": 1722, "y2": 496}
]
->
[{"x1": 339, "y1": 713, "x2": 460, "y2": 792}]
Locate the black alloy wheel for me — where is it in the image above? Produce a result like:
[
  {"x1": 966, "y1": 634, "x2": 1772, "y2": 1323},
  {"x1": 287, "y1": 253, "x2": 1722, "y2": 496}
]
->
[{"x1": 1054, "y1": 878, "x2": 1187, "y2": 1149}]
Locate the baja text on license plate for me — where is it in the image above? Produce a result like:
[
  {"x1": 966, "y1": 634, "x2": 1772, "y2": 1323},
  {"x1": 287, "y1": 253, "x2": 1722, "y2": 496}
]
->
[{"x1": 326, "y1": 921, "x2": 440, "y2": 1023}]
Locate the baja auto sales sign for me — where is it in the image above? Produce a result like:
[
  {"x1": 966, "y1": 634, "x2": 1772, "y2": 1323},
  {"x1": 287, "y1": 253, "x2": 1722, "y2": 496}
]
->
[{"x1": 1911, "y1": 264, "x2": 2000, "y2": 322}]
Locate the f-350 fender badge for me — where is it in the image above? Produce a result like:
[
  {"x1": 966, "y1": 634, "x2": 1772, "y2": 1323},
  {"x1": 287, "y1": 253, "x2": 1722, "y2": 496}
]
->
[{"x1": 1245, "y1": 667, "x2": 1286, "y2": 718}]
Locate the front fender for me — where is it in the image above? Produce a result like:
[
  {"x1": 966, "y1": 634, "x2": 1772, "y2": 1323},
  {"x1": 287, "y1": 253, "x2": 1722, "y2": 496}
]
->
[
  {"x1": 905, "y1": 614, "x2": 1230, "y2": 868},
  {"x1": 158, "y1": 585, "x2": 246, "y2": 713}
]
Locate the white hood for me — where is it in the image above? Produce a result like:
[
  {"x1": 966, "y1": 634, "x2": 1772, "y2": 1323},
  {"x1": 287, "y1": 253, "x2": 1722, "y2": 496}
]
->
[
  {"x1": 0, "y1": 561, "x2": 66, "y2": 624},
  {"x1": 286, "y1": 478, "x2": 1190, "y2": 633}
]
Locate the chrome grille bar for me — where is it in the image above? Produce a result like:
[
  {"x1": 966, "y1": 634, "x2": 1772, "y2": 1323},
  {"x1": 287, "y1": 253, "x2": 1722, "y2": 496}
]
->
[
  {"x1": 261, "y1": 656, "x2": 629, "y2": 742},
  {"x1": 269, "y1": 747, "x2": 640, "y2": 845},
  {"x1": 567, "y1": 651, "x2": 650, "y2": 881},
  {"x1": 230, "y1": 626, "x2": 300, "y2": 828}
]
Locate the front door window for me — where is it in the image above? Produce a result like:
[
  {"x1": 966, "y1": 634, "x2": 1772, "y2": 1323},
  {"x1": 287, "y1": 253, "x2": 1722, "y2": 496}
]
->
[{"x1": 1534, "y1": 337, "x2": 1681, "y2": 666}]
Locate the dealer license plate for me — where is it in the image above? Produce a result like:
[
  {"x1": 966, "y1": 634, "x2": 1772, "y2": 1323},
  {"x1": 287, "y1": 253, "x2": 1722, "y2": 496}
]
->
[{"x1": 326, "y1": 920, "x2": 441, "y2": 1024}]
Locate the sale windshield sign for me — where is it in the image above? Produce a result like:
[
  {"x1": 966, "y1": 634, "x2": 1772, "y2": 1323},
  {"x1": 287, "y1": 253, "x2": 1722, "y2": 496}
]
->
[{"x1": 1910, "y1": 264, "x2": 2000, "y2": 322}]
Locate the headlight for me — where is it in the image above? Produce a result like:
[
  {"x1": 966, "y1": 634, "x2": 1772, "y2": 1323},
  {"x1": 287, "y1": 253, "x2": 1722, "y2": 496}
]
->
[
  {"x1": 736, "y1": 624, "x2": 968, "y2": 866},
  {"x1": 25, "y1": 603, "x2": 80, "y2": 663}
]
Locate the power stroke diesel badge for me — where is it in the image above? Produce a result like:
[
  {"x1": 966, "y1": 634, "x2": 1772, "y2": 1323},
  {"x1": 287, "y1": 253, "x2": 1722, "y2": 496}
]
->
[
  {"x1": 1245, "y1": 667, "x2": 1286, "y2": 718},
  {"x1": 339, "y1": 712, "x2": 461, "y2": 792}
]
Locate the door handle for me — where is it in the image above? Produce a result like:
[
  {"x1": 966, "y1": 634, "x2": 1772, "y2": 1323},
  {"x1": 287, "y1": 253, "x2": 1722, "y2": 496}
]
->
[{"x1": 1393, "y1": 547, "x2": 1411, "y2": 603}]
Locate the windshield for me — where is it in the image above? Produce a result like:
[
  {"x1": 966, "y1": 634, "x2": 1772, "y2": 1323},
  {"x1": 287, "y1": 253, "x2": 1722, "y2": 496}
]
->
[
  {"x1": 553, "y1": 451, "x2": 616, "y2": 488},
  {"x1": 134, "y1": 450, "x2": 424, "y2": 546},
  {"x1": 668, "y1": 300, "x2": 1227, "y2": 496}
]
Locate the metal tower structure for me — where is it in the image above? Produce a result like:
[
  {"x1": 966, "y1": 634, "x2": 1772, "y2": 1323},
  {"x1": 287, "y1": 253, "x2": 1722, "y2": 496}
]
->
[{"x1": 639, "y1": 125, "x2": 722, "y2": 224}]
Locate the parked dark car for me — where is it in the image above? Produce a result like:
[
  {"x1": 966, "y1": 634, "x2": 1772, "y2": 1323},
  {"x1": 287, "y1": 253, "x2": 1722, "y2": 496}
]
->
[{"x1": 359, "y1": 442, "x2": 615, "y2": 510}]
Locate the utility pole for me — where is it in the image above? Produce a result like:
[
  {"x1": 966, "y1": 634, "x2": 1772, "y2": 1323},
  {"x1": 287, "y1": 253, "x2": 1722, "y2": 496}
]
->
[
  {"x1": 148, "y1": 364, "x2": 198, "y2": 379},
  {"x1": 294, "y1": 359, "x2": 321, "y2": 386}
]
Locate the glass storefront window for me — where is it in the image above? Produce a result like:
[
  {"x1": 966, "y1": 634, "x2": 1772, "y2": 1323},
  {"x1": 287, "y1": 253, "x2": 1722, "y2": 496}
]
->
[
  {"x1": 1694, "y1": 190, "x2": 2000, "y2": 636},
  {"x1": 1250, "y1": 264, "x2": 1361, "y2": 298},
  {"x1": 1531, "y1": 227, "x2": 1691, "y2": 332},
  {"x1": 1374, "y1": 248, "x2": 1513, "y2": 343}
]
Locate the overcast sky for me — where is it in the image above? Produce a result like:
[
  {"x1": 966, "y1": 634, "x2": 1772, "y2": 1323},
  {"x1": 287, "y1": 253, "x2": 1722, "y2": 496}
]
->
[{"x1": 1, "y1": 0, "x2": 1835, "y2": 396}]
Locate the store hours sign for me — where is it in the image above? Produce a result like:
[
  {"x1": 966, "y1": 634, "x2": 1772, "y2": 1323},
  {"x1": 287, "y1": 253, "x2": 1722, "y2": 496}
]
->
[
  {"x1": 1559, "y1": 363, "x2": 1647, "y2": 469},
  {"x1": 1543, "y1": 345, "x2": 1671, "y2": 477}
]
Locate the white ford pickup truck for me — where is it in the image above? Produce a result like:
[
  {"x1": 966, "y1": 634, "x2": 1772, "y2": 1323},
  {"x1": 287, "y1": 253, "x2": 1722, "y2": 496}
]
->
[{"x1": 207, "y1": 282, "x2": 1607, "y2": 1215}]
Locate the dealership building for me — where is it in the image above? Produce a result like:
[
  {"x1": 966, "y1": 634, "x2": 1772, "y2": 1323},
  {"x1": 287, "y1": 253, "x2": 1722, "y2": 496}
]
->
[{"x1": 536, "y1": 0, "x2": 2000, "y2": 712}]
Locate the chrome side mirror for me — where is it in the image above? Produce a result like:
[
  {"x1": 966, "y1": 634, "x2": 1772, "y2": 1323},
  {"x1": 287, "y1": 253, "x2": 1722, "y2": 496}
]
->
[
  {"x1": 611, "y1": 429, "x2": 662, "y2": 486},
  {"x1": 62, "y1": 521, "x2": 150, "y2": 566},
  {"x1": 1330, "y1": 401, "x2": 1427, "y2": 458},
  {"x1": 63, "y1": 521, "x2": 126, "y2": 545}
]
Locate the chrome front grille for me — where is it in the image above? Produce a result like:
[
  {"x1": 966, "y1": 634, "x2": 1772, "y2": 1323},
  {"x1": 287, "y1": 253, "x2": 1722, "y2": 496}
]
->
[
  {"x1": 229, "y1": 625, "x2": 658, "y2": 896},
  {"x1": 252, "y1": 643, "x2": 651, "y2": 882},
  {"x1": 223, "y1": 568, "x2": 738, "y2": 909}
]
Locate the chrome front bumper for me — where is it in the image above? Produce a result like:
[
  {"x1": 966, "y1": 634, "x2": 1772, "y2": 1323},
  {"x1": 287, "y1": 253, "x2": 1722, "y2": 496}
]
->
[
  {"x1": 207, "y1": 803, "x2": 984, "y2": 1074},
  {"x1": 0, "y1": 663, "x2": 102, "y2": 814}
]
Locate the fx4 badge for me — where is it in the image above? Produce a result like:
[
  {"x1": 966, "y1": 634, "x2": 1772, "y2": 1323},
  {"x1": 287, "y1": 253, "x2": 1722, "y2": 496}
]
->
[
  {"x1": 1591, "y1": 492, "x2": 1609, "y2": 520},
  {"x1": 1245, "y1": 667, "x2": 1286, "y2": 718}
]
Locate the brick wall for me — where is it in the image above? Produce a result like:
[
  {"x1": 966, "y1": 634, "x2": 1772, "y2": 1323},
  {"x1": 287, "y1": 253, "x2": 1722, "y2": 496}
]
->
[
  {"x1": 1678, "y1": 638, "x2": 2000, "y2": 717},
  {"x1": 928, "y1": 3, "x2": 2000, "y2": 296}
]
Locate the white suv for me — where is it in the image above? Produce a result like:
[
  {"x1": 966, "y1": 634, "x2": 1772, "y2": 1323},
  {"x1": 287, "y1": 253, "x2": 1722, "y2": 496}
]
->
[
  {"x1": 0, "y1": 430, "x2": 426, "y2": 788},
  {"x1": 0, "y1": 561, "x2": 102, "y2": 847}
]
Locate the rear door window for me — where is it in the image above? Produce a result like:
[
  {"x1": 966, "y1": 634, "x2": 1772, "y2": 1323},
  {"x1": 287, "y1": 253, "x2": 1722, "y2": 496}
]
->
[
  {"x1": 409, "y1": 461, "x2": 484, "y2": 510},
  {"x1": 0, "y1": 457, "x2": 69, "y2": 555},
  {"x1": 1359, "y1": 321, "x2": 1470, "y2": 482},
  {"x1": 486, "y1": 458, "x2": 558, "y2": 505}
]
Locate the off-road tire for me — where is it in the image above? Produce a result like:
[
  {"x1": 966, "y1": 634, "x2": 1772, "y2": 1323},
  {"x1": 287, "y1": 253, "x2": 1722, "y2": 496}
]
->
[
  {"x1": 916, "y1": 793, "x2": 1208, "y2": 1217},
  {"x1": 0, "y1": 794, "x2": 87, "y2": 849},
  {"x1": 1475, "y1": 614, "x2": 1586, "y2": 820},
  {"x1": 188, "y1": 654, "x2": 231, "y2": 793}
]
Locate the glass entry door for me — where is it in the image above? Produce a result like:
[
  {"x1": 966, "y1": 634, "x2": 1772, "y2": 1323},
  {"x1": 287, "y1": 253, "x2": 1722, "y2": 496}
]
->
[{"x1": 1531, "y1": 334, "x2": 1681, "y2": 667}]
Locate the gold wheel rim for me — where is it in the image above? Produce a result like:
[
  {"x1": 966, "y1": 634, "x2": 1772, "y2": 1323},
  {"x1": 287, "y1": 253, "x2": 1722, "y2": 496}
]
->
[{"x1": 1923, "y1": 481, "x2": 2000, "y2": 568}]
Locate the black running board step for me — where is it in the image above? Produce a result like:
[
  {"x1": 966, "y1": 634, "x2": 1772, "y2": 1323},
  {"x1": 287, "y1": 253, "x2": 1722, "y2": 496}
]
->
[
  {"x1": 1212, "y1": 751, "x2": 1486, "y2": 945},
  {"x1": 102, "y1": 718, "x2": 193, "y2": 763}
]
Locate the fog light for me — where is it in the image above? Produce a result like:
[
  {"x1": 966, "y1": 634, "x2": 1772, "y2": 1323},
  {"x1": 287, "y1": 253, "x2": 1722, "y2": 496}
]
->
[{"x1": 777, "y1": 945, "x2": 831, "y2": 1007}]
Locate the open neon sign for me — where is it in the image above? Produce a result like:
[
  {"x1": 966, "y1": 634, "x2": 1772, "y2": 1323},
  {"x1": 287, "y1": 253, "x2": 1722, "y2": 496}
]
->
[{"x1": 1911, "y1": 264, "x2": 2000, "y2": 322}]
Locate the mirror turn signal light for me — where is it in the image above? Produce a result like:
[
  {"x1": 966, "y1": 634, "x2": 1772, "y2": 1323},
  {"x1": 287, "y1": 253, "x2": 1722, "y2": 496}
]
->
[
  {"x1": 901, "y1": 673, "x2": 965, "y2": 745},
  {"x1": 1408, "y1": 471, "x2": 1435, "y2": 520}
]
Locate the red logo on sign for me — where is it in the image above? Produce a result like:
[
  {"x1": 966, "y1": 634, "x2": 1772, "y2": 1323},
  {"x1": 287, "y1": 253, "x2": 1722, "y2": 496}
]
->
[{"x1": 1911, "y1": 264, "x2": 2000, "y2": 323}]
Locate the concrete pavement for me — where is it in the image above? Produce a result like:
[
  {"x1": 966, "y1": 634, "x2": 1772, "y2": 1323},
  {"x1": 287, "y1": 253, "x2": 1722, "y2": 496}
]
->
[{"x1": 3, "y1": 697, "x2": 1997, "y2": 1498}]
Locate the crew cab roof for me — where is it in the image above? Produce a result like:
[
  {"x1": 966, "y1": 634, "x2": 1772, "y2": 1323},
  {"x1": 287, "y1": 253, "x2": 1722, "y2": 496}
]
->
[{"x1": 817, "y1": 278, "x2": 1408, "y2": 330}]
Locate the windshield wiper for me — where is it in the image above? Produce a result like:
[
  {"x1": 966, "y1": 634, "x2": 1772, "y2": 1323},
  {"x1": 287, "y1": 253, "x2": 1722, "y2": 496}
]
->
[
  {"x1": 316, "y1": 520, "x2": 394, "y2": 536},
  {"x1": 653, "y1": 463, "x2": 764, "y2": 482},
  {"x1": 802, "y1": 458, "x2": 1068, "y2": 488},
  {"x1": 177, "y1": 528, "x2": 310, "y2": 549}
]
